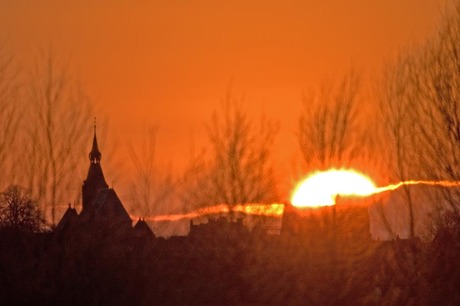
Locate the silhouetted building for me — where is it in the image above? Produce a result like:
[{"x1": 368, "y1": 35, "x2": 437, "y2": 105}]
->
[
  {"x1": 281, "y1": 199, "x2": 374, "y2": 269},
  {"x1": 56, "y1": 125, "x2": 152, "y2": 237},
  {"x1": 54, "y1": 204, "x2": 78, "y2": 235},
  {"x1": 281, "y1": 199, "x2": 371, "y2": 242},
  {"x1": 133, "y1": 218, "x2": 156, "y2": 240},
  {"x1": 79, "y1": 127, "x2": 131, "y2": 229},
  {"x1": 82, "y1": 130, "x2": 107, "y2": 209},
  {"x1": 189, "y1": 217, "x2": 249, "y2": 242}
]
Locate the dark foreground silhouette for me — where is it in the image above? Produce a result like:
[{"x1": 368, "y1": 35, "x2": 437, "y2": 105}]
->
[
  {"x1": 1, "y1": 213, "x2": 460, "y2": 306},
  {"x1": 2, "y1": 130, "x2": 459, "y2": 305}
]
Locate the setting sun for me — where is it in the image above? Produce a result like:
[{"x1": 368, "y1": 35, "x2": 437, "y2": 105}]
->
[{"x1": 291, "y1": 169, "x2": 377, "y2": 207}]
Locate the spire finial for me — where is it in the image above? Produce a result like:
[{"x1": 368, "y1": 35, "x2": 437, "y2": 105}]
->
[{"x1": 89, "y1": 119, "x2": 102, "y2": 164}]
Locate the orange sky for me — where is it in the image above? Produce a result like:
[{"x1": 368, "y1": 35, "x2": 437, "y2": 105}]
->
[{"x1": 0, "y1": 0, "x2": 449, "y2": 200}]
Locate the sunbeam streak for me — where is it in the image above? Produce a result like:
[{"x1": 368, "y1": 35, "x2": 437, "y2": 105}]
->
[{"x1": 373, "y1": 180, "x2": 460, "y2": 193}]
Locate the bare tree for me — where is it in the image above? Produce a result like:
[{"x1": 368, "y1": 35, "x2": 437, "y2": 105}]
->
[
  {"x1": 297, "y1": 72, "x2": 376, "y2": 299},
  {"x1": 182, "y1": 90, "x2": 279, "y2": 214},
  {"x1": 379, "y1": 1, "x2": 460, "y2": 238},
  {"x1": 0, "y1": 185, "x2": 45, "y2": 232},
  {"x1": 413, "y1": 2, "x2": 460, "y2": 193},
  {"x1": 22, "y1": 48, "x2": 93, "y2": 226},
  {"x1": 0, "y1": 41, "x2": 21, "y2": 188},
  {"x1": 378, "y1": 55, "x2": 420, "y2": 239},
  {"x1": 298, "y1": 71, "x2": 366, "y2": 171},
  {"x1": 128, "y1": 125, "x2": 174, "y2": 218}
]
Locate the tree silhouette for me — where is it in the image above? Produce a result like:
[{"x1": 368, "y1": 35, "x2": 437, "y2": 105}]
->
[
  {"x1": 22, "y1": 48, "x2": 93, "y2": 226},
  {"x1": 0, "y1": 41, "x2": 20, "y2": 188},
  {"x1": 296, "y1": 71, "x2": 380, "y2": 302},
  {"x1": 379, "y1": 0, "x2": 460, "y2": 237},
  {"x1": 182, "y1": 90, "x2": 279, "y2": 215},
  {"x1": 379, "y1": 56, "x2": 418, "y2": 238},
  {"x1": 298, "y1": 70, "x2": 367, "y2": 171},
  {"x1": 128, "y1": 125, "x2": 174, "y2": 218},
  {"x1": 0, "y1": 185, "x2": 44, "y2": 232}
]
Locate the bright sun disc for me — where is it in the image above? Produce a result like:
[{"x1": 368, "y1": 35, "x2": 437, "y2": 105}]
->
[{"x1": 291, "y1": 169, "x2": 377, "y2": 207}]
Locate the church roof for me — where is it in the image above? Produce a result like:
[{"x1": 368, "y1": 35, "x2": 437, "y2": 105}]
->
[
  {"x1": 55, "y1": 205, "x2": 78, "y2": 233},
  {"x1": 90, "y1": 188, "x2": 132, "y2": 225},
  {"x1": 134, "y1": 219, "x2": 156, "y2": 239},
  {"x1": 84, "y1": 162, "x2": 108, "y2": 190}
]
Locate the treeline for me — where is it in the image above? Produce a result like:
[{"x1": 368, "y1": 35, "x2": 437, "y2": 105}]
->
[{"x1": 1, "y1": 214, "x2": 460, "y2": 305}]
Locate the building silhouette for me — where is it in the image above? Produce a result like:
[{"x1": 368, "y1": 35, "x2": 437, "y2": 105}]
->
[
  {"x1": 189, "y1": 217, "x2": 249, "y2": 242},
  {"x1": 56, "y1": 125, "x2": 153, "y2": 238},
  {"x1": 281, "y1": 198, "x2": 371, "y2": 241}
]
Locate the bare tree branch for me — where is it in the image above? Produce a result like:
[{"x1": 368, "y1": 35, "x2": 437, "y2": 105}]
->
[
  {"x1": 182, "y1": 90, "x2": 279, "y2": 215},
  {"x1": 298, "y1": 70, "x2": 364, "y2": 171},
  {"x1": 21, "y1": 48, "x2": 93, "y2": 226},
  {"x1": 128, "y1": 125, "x2": 174, "y2": 218}
]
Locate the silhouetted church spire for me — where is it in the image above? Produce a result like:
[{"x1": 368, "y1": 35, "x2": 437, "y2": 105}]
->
[
  {"x1": 82, "y1": 121, "x2": 108, "y2": 211},
  {"x1": 89, "y1": 119, "x2": 102, "y2": 164},
  {"x1": 56, "y1": 120, "x2": 133, "y2": 237}
]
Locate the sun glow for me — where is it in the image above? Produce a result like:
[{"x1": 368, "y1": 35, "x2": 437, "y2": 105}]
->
[
  {"x1": 291, "y1": 169, "x2": 377, "y2": 207},
  {"x1": 291, "y1": 168, "x2": 460, "y2": 208}
]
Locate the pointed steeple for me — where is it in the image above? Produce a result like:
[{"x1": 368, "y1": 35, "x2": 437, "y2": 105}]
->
[
  {"x1": 89, "y1": 118, "x2": 102, "y2": 164},
  {"x1": 82, "y1": 119, "x2": 108, "y2": 211}
]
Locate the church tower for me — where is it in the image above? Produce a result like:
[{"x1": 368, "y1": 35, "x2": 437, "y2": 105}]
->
[
  {"x1": 81, "y1": 122, "x2": 108, "y2": 212},
  {"x1": 57, "y1": 121, "x2": 133, "y2": 234}
]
